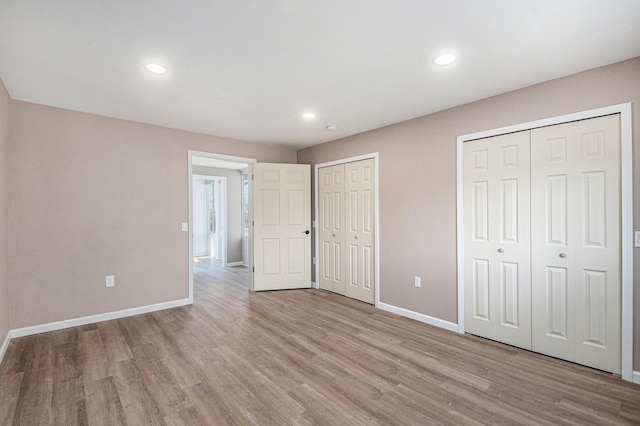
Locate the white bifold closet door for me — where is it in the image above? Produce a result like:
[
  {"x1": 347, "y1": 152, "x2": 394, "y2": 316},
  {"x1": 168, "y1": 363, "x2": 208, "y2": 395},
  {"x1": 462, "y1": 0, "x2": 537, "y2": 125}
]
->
[
  {"x1": 530, "y1": 114, "x2": 621, "y2": 374},
  {"x1": 463, "y1": 114, "x2": 621, "y2": 375},
  {"x1": 318, "y1": 158, "x2": 375, "y2": 304},
  {"x1": 463, "y1": 131, "x2": 532, "y2": 349}
]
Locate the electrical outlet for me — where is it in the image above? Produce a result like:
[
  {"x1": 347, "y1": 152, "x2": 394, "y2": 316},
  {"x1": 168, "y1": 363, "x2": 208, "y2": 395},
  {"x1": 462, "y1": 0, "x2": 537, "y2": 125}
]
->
[
  {"x1": 181, "y1": 222, "x2": 189, "y2": 232},
  {"x1": 414, "y1": 276, "x2": 421, "y2": 288},
  {"x1": 106, "y1": 275, "x2": 115, "y2": 288}
]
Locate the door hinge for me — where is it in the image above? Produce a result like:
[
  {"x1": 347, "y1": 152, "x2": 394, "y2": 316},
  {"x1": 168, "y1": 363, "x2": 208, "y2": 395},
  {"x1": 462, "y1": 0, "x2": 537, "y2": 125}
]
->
[
  {"x1": 253, "y1": 267, "x2": 255, "y2": 272},
  {"x1": 252, "y1": 174, "x2": 254, "y2": 180}
]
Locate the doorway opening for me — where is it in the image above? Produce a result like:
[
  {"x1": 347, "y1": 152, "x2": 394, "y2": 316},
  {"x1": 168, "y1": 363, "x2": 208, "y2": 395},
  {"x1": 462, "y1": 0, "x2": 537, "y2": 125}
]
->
[
  {"x1": 188, "y1": 151, "x2": 256, "y2": 302},
  {"x1": 192, "y1": 175, "x2": 226, "y2": 265}
]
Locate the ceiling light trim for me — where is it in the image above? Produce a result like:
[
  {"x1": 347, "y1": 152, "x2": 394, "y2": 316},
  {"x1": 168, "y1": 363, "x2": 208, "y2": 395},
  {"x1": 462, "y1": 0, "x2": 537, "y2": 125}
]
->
[
  {"x1": 433, "y1": 53, "x2": 456, "y2": 66},
  {"x1": 145, "y1": 63, "x2": 167, "y2": 74}
]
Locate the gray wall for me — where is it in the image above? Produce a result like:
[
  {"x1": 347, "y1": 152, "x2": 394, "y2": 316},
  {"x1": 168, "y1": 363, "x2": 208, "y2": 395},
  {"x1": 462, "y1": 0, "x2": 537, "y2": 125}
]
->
[
  {"x1": 297, "y1": 57, "x2": 640, "y2": 369},
  {"x1": 192, "y1": 166, "x2": 244, "y2": 264}
]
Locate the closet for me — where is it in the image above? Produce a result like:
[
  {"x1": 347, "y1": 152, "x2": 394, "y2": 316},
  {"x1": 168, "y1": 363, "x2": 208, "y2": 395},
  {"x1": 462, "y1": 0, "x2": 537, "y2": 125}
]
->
[
  {"x1": 318, "y1": 158, "x2": 376, "y2": 304},
  {"x1": 463, "y1": 114, "x2": 621, "y2": 374}
]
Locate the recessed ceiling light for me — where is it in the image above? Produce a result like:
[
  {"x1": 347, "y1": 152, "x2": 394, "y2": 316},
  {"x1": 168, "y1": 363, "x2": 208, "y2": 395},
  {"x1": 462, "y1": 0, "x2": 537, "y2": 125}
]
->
[
  {"x1": 326, "y1": 125, "x2": 338, "y2": 131},
  {"x1": 433, "y1": 53, "x2": 456, "y2": 66},
  {"x1": 145, "y1": 63, "x2": 167, "y2": 74},
  {"x1": 302, "y1": 112, "x2": 316, "y2": 119}
]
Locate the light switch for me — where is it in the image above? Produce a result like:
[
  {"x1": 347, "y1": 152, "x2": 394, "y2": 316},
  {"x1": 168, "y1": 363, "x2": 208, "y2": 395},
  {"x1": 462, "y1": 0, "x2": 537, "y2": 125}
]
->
[
  {"x1": 635, "y1": 231, "x2": 640, "y2": 248},
  {"x1": 182, "y1": 222, "x2": 189, "y2": 232}
]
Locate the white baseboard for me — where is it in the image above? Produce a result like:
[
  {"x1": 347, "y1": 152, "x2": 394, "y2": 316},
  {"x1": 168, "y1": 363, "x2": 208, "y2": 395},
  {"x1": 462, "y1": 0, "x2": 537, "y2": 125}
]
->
[
  {"x1": 11, "y1": 298, "x2": 191, "y2": 338},
  {"x1": 310, "y1": 281, "x2": 318, "y2": 289},
  {"x1": 378, "y1": 302, "x2": 459, "y2": 333},
  {"x1": 0, "y1": 330, "x2": 11, "y2": 365},
  {"x1": 226, "y1": 261, "x2": 244, "y2": 267},
  {"x1": 633, "y1": 371, "x2": 640, "y2": 384}
]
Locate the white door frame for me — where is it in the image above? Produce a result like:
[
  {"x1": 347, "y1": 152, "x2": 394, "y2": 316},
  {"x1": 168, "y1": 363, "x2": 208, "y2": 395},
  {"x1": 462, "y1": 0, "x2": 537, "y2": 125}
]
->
[
  {"x1": 456, "y1": 103, "x2": 633, "y2": 381},
  {"x1": 188, "y1": 151, "x2": 256, "y2": 302},
  {"x1": 314, "y1": 153, "x2": 380, "y2": 307}
]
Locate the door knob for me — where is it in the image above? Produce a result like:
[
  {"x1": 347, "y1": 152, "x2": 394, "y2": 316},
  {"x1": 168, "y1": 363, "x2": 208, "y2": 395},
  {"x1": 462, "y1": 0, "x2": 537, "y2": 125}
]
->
[
  {"x1": 331, "y1": 233, "x2": 335, "y2": 237},
  {"x1": 354, "y1": 235, "x2": 358, "y2": 239},
  {"x1": 559, "y1": 252, "x2": 567, "y2": 258},
  {"x1": 302, "y1": 230, "x2": 310, "y2": 235},
  {"x1": 497, "y1": 248, "x2": 504, "y2": 253}
]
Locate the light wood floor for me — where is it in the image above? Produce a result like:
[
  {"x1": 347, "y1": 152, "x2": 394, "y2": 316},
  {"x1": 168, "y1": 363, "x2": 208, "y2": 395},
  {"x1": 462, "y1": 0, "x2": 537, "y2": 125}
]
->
[{"x1": 1, "y1": 260, "x2": 639, "y2": 425}]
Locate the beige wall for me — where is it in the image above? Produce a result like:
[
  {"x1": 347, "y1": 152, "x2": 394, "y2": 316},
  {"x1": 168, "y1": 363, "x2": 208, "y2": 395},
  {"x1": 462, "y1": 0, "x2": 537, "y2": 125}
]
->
[
  {"x1": 297, "y1": 57, "x2": 640, "y2": 369},
  {"x1": 8, "y1": 101, "x2": 295, "y2": 329},
  {"x1": 192, "y1": 166, "x2": 244, "y2": 263},
  {"x1": 0, "y1": 80, "x2": 9, "y2": 341}
]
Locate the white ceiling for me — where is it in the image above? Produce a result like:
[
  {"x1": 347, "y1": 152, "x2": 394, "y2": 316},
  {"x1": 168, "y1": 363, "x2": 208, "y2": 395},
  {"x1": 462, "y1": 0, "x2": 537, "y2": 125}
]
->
[{"x1": 1, "y1": 1, "x2": 639, "y2": 149}]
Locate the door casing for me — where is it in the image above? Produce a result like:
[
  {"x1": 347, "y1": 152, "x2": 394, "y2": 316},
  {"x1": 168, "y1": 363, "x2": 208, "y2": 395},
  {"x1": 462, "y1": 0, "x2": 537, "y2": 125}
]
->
[
  {"x1": 188, "y1": 151, "x2": 256, "y2": 301},
  {"x1": 456, "y1": 103, "x2": 634, "y2": 382}
]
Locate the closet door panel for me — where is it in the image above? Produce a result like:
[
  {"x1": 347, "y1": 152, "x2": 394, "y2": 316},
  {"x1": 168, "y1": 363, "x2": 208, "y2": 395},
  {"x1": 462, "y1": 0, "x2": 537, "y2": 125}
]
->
[
  {"x1": 531, "y1": 123, "x2": 576, "y2": 361},
  {"x1": 494, "y1": 134, "x2": 531, "y2": 348},
  {"x1": 464, "y1": 140, "x2": 496, "y2": 338},
  {"x1": 464, "y1": 131, "x2": 531, "y2": 348},
  {"x1": 345, "y1": 159, "x2": 375, "y2": 304},
  {"x1": 573, "y1": 115, "x2": 621, "y2": 374},
  {"x1": 318, "y1": 164, "x2": 346, "y2": 295}
]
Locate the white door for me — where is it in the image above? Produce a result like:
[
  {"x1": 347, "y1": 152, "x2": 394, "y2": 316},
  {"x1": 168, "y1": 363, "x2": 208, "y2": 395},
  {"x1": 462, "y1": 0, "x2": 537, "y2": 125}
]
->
[
  {"x1": 463, "y1": 131, "x2": 532, "y2": 349},
  {"x1": 318, "y1": 164, "x2": 346, "y2": 295},
  {"x1": 253, "y1": 163, "x2": 311, "y2": 291},
  {"x1": 531, "y1": 114, "x2": 621, "y2": 374},
  {"x1": 345, "y1": 159, "x2": 376, "y2": 304}
]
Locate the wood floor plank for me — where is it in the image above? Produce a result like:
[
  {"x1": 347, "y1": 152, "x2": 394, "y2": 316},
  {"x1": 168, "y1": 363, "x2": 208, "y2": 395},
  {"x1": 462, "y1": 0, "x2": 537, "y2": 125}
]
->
[
  {"x1": 0, "y1": 373, "x2": 23, "y2": 425},
  {"x1": 1, "y1": 258, "x2": 639, "y2": 425},
  {"x1": 12, "y1": 368, "x2": 53, "y2": 425},
  {"x1": 128, "y1": 343, "x2": 190, "y2": 418},
  {"x1": 112, "y1": 359, "x2": 166, "y2": 426},
  {"x1": 163, "y1": 404, "x2": 206, "y2": 426},
  {"x1": 212, "y1": 345, "x2": 307, "y2": 422},
  {"x1": 381, "y1": 383, "x2": 483, "y2": 426},
  {"x1": 97, "y1": 321, "x2": 133, "y2": 363},
  {"x1": 78, "y1": 329, "x2": 110, "y2": 384},
  {"x1": 52, "y1": 342, "x2": 87, "y2": 426},
  {"x1": 620, "y1": 400, "x2": 640, "y2": 423},
  {"x1": 84, "y1": 376, "x2": 128, "y2": 426},
  {"x1": 183, "y1": 377, "x2": 244, "y2": 425},
  {"x1": 287, "y1": 383, "x2": 371, "y2": 426},
  {"x1": 52, "y1": 378, "x2": 87, "y2": 426}
]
